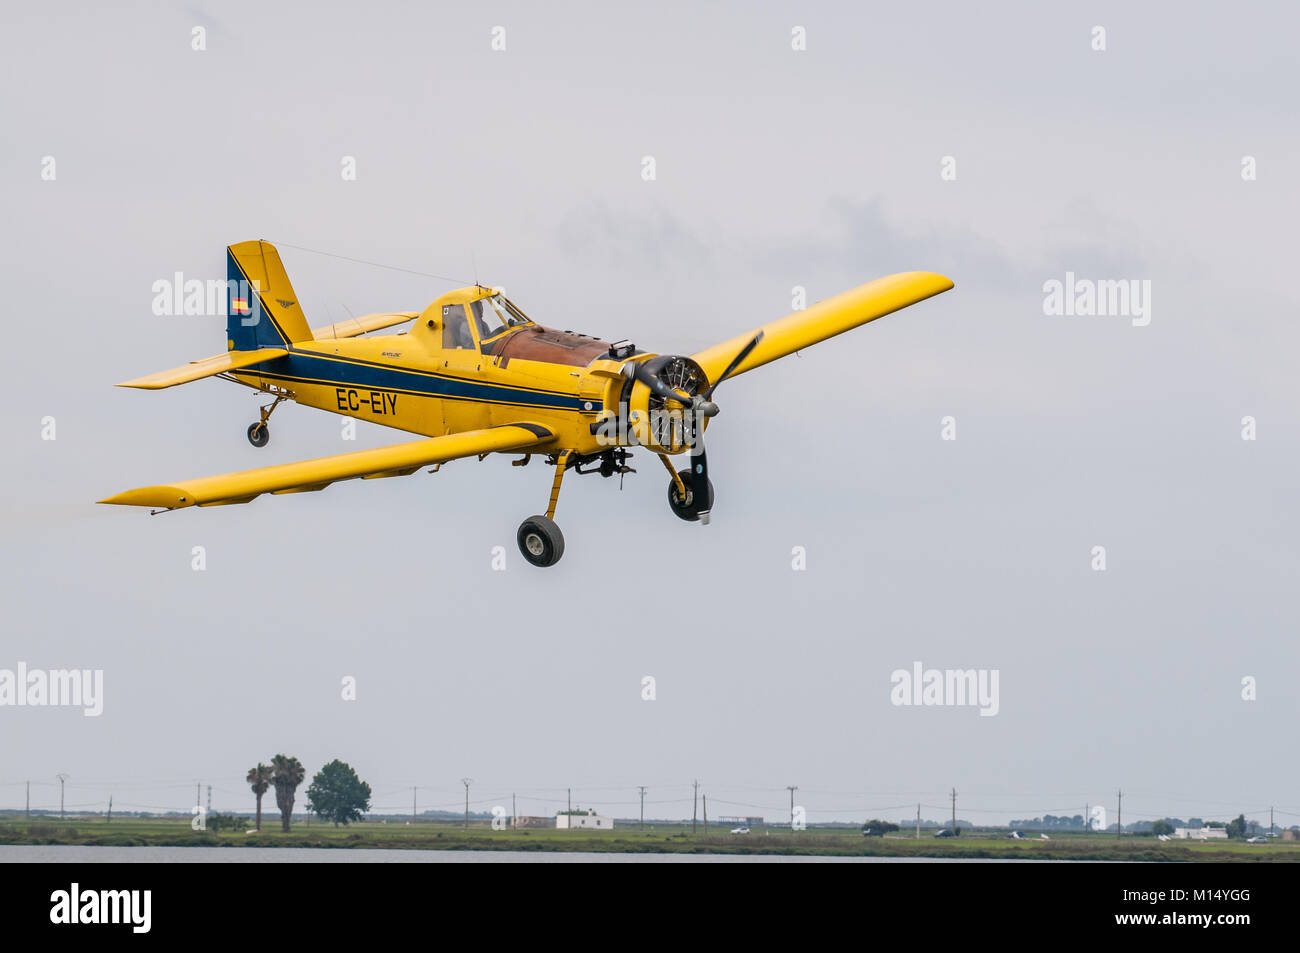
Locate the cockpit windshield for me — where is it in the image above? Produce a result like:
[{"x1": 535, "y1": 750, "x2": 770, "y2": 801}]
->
[{"x1": 471, "y1": 294, "x2": 533, "y2": 342}]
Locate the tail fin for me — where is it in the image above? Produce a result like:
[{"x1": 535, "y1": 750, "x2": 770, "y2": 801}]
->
[{"x1": 226, "y1": 240, "x2": 314, "y2": 351}]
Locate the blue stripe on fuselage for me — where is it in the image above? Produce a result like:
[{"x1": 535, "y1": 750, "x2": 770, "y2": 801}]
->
[{"x1": 246, "y1": 350, "x2": 595, "y2": 411}]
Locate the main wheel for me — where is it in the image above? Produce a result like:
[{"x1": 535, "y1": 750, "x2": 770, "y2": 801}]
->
[
  {"x1": 517, "y1": 515, "x2": 565, "y2": 567},
  {"x1": 247, "y1": 422, "x2": 270, "y2": 448},
  {"x1": 667, "y1": 468, "x2": 714, "y2": 522}
]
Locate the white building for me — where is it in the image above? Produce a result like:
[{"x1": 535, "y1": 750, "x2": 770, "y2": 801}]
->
[
  {"x1": 556, "y1": 810, "x2": 613, "y2": 830},
  {"x1": 1173, "y1": 827, "x2": 1228, "y2": 840}
]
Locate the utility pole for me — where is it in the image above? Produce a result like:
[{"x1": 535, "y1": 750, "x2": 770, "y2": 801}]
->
[
  {"x1": 196, "y1": 782, "x2": 200, "y2": 812},
  {"x1": 512, "y1": 793, "x2": 517, "y2": 829},
  {"x1": 412, "y1": 786, "x2": 417, "y2": 822},
  {"x1": 702, "y1": 795, "x2": 707, "y2": 834},
  {"x1": 567, "y1": 788, "x2": 572, "y2": 813},
  {"x1": 638, "y1": 786, "x2": 647, "y2": 830},
  {"x1": 206, "y1": 785, "x2": 212, "y2": 817},
  {"x1": 1271, "y1": 806, "x2": 1275, "y2": 837},
  {"x1": 1116, "y1": 790, "x2": 1122, "y2": 839},
  {"x1": 107, "y1": 796, "x2": 113, "y2": 824},
  {"x1": 950, "y1": 788, "x2": 957, "y2": 835},
  {"x1": 692, "y1": 780, "x2": 699, "y2": 834},
  {"x1": 461, "y1": 778, "x2": 473, "y2": 829},
  {"x1": 916, "y1": 803, "x2": 920, "y2": 839},
  {"x1": 57, "y1": 773, "x2": 68, "y2": 819},
  {"x1": 786, "y1": 785, "x2": 798, "y2": 829}
]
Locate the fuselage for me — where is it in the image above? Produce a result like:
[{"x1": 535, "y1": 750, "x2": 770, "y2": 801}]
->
[{"x1": 229, "y1": 284, "x2": 668, "y2": 457}]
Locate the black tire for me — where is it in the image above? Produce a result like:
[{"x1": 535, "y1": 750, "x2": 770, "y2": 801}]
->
[
  {"x1": 667, "y1": 468, "x2": 714, "y2": 522},
  {"x1": 517, "y1": 515, "x2": 565, "y2": 567},
  {"x1": 247, "y1": 422, "x2": 270, "y2": 448}
]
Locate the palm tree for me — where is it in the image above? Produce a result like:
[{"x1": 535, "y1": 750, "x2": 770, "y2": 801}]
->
[
  {"x1": 270, "y1": 754, "x2": 306, "y2": 833},
  {"x1": 246, "y1": 763, "x2": 273, "y2": 832}
]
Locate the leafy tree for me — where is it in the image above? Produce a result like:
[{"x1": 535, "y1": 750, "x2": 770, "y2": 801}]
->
[
  {"x1": 270, "y1": 754, "x2": 306, "y2": 833},
  {"x1": 861, "y1": 819, "x2": 899, "y2": 837},
  {"x1": 1226, "y1": 814, "x2": 1247, "y2": 839},
  {"x1": 1151, "y1": 819, "x2": 1174, "y2": 837},
  {"x1": 208, "y1": 812, "x2": 241, "y2": 832},
  {"x1": 306, "y1": 760, "x2": 372, "y2": 827},
  {"x1": 246, "y1": 763, "x2": 272, "y2": 832}
]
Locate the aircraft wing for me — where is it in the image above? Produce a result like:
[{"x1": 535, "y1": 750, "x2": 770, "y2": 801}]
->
[
  {"x1": 311, "y1": 311, "x2": 419, "y2": 340},
  {"x1": 100, "y1": 423, "x2": 554, "y2": 510},
  {"x1": 691, "y1": 271, "x2": 953, "y2": 384},
  {"x1": 117, "y1": 347, "x2": 289, "y2": 389}
]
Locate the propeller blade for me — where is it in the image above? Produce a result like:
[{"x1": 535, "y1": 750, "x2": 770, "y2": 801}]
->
[
  {"x1": 702, "y1": 330, "x2": 764, "y2": 400},
  {"x1": 691, "y1": 442, "x2": 711, "y2": 524},
  {"x1": 682, "y1": 330, "x2": 761, "y2": 523}
]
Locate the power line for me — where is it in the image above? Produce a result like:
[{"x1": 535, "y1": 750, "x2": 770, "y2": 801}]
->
[{"x1": 267, "y1": 240, "x2": 471, "y2": 286}]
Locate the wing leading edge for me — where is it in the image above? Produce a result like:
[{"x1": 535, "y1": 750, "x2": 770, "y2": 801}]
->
[
  {"x1": 311, "y1": 311, "x2": 420, "y2": 340},
  {"x1": 100, "y1": 423, "x2": 554, "y2": 510},
  {"x1": 691, "y1": 271, "x2": 954, "y2": 384}
]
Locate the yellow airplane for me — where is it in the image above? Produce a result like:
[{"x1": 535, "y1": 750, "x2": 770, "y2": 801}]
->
[{"x1": 102, "y1": 240, "x2": 954, "y2": 566}]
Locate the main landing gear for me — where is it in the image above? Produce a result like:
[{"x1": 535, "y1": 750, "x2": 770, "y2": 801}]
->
[
  {"x1": 517, "y1": 515, "x2": 565, "y2": 568},
  {"x1": 247, "y1": 392, "x2": 288, "y2": 448},
  {"x1": 516, "y1": 450, "x2": 573, "y2": 568},
  {"x1": 514, "y1": 448, "x2": 636, "y2": 567}
]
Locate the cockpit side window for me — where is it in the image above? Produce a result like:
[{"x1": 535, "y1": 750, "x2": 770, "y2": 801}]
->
[{"x1": 442, "y1": 304, "x2": 474, "y2": 349}]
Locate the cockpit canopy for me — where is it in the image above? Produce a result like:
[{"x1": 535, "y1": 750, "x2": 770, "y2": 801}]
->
[
  {"x1": 427, "y1": 287, "x2": 621, "y2": 367},
  {"x1": 441, "y1": 293, "x2": 534, "y2": 350}
]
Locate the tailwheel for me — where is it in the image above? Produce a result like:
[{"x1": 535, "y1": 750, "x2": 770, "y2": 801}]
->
[
  {"x1": 248, "y1": 390, "x2": 288, "y2": 449},
  {"x1": 667, "y1": 468, "x2": 714, "y2": 522},
  {"x1": 517, "y1": 515, "x2": 565, "y2": 568}
]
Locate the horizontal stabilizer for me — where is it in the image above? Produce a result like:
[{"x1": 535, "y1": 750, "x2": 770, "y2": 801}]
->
[{"x1": 117, "y1": 348, "x2": 288, "y2": 390}]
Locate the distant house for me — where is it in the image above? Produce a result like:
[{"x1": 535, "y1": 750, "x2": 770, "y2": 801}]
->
[
  {"x1": 512, "y1": 816, "x2": 551, "y2": 829},
  {"x1": 1282, "y1": 829, "x2": 1298, "y2": 842},
  {"x1": 557, "y1": 809, "x2": 613, "y2": 830},
  {"x1": 1173, "y1": 827, "x2": 1228, "y2": 840}
]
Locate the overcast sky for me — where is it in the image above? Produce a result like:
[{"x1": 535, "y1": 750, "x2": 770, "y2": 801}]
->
[{"x1": 2, "y1": 1, "x2": 1297, "y2": 828}]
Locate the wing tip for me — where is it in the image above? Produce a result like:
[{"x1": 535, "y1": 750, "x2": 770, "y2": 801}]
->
[
  {"x1": 900, "y1": 270, "x2": 955, "y2": 293},
  {"x1": 99, "y1": 486, "x2": 191, "y2": 508}
]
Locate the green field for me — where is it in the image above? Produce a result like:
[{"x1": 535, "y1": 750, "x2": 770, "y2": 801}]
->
[{"x1": 2, "y1": 817, "x2": 1297, "y2": 861}]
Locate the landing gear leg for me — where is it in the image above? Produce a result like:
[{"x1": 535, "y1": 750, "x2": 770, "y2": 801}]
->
[
  {"x1": 247, "y1": 394, "x2": 287, "y2": 448},
  {"x1": 517, "y1": 450, "x2": 571, "y2": 567}
]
